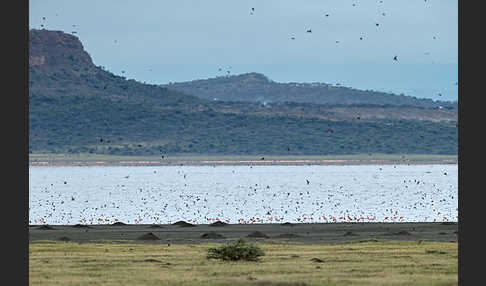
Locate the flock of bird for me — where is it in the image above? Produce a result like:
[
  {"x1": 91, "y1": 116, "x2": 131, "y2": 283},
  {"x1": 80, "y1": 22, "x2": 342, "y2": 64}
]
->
[
  {"x1": 34, "y1": 1, "x2": 457, "y2": 93},
  {"x1": 30, "y1": 2, "x2": 457, "y2": 226},
  {"x1": 246, "y1": 2, "x2": 443, "y2": 70},
  {"x1": 29, "y1": 165, "x2": 458, "y2": 226}
]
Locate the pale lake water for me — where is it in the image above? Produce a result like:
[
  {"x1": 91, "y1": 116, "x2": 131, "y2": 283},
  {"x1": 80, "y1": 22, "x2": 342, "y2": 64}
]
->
[{"x1": 29, "y1": 164, "x2": 458, "y2": 225}]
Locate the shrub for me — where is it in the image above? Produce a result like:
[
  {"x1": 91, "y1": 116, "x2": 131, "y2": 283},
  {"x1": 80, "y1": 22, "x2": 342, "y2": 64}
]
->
[{"x1": 206, "y1": 238, "x2": 265, "y2": 261}]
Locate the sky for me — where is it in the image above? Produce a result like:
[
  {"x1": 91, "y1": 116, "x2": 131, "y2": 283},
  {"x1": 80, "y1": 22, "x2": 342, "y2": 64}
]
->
[{"x1": 29, "y1": 0, "x2": 458, "y2": 102}]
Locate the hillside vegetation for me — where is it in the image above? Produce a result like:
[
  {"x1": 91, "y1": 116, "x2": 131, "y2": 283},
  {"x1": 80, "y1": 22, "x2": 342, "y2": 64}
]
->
[
  {"x1": 29, "y1": 29, "x2": 457, "y2": 155},
  {"x1": 164, "y1": 72, "x2": 457, "y2": 109}
]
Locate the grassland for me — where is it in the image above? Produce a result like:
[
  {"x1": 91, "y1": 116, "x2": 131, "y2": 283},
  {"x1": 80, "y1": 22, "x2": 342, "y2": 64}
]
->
[{"x1": 29, "y1": 240, "x2": 457, "y2": 286}]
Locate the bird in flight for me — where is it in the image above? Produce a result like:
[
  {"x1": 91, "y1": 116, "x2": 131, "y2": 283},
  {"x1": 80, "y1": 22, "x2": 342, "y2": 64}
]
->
[
  {"x1": 306, "y1": 29, "x2": 312, "y2": 33},
  {"x1": 393, "y1": 56, "x2": 398, "y2": 61},
  {"x1": 291, "y1": 36, "x2": 295, "y2": 40}
]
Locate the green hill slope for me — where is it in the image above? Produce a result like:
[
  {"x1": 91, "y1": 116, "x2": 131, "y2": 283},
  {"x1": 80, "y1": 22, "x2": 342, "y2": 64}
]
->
[
  {"x1": 29, "y1": 29, "x2": 457, "y2": 155},
  {"x1": 163, "y1": 72, "x2": 457, "y2": 109}
]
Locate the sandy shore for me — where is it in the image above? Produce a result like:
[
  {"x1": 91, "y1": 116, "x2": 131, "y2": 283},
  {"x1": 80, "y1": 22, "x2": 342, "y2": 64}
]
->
[{"x1": 29, "y1": 222, "x2": 458, "y2": 244}]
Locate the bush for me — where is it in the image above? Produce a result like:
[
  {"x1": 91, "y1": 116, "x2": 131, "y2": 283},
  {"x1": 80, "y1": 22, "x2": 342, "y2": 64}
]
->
[{"x1": 206, "y1": 238, "x2": 265, "y2": 261}]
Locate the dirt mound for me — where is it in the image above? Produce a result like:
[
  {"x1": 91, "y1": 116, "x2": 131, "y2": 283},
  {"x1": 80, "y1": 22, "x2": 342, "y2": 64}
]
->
[
  {"x1": 275, "y1": 233, "x2": 300, "y2": 238},
  {"x1": 111, "y1": 222, "x2": 127, "y2": 226},
  {"x1": 247, "y1": 231, "x2": 269, "y2": 238},
  {"x1": 355, "y1": 239, "x2": 379, "y2": 243},
  {"x1": 440, "y1": 222, "x2": 457, "y2": 225},
  {"x1": 72, "y1": 224, "x2": 90, "y2": 228},
  {"x1": 310, "y1": 257, "x2": 326, "y2": 263},
  {"x1": 389, "y1": 230, "x2": 412, "y2": 236},
  {"x1": 137, "y1": 232, "x2": 160, "y2": 240},
  {"x1": 343, "y1": 231, "x2": 358, "y2": 236},
  {"x1": 143, "y1": 259, "x2": 162, "y2": 262},
  {"x1": 172, "y1": 221, "x2": 196, "y2": 227},
  {"x1": 200, "y1": 232, "x2": 226, "y2": 239},
  {"x1": 58, "y1": 236, "x2": 71, "y2": 241},
  {"x1": 209, "y1": 221, "x2": 228, "y2": 227},
  {"x1": 281, "y1": 222, "x2": 294, "y2": 226},
  {"x1": 37, "y1": 225, "x2": 55, "y2": 230}
]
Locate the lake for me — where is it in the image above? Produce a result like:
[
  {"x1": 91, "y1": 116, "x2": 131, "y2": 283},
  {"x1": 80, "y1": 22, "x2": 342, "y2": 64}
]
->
[{"x1": 29, "y1": 164, "x2": 458, "y2": 225}]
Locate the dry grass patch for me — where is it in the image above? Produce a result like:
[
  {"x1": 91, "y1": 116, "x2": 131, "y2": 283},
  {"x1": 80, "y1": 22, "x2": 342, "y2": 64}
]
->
[{"x1": 29, "y1": 240, "x2": 457, "y2": 286}]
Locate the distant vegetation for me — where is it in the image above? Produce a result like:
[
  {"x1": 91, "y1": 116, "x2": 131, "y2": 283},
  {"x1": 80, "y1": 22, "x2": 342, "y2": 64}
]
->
[
  {"x1": 29, "y1": 29, "x2": 457, "y2": 156},
  {"x1": 164, "y1": 72, "x2": 457, "y2": 110},
  {"x1": 29, "y1": 92, "x2": 457, "y2": 155}
]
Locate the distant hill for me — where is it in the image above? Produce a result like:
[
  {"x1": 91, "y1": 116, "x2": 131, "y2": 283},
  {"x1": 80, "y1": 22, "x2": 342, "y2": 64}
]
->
[
  {"x1": 163, "y1": 72, "x2": 457, "y2": 109},
  {"x1": 29, "y1": 29, "x2": 207, "y2": 109},
  {"x1": 29, "y1": 29, "x2": 457, "y2": 155}
]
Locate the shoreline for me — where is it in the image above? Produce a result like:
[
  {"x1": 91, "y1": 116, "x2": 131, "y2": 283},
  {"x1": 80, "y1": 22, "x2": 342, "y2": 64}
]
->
[
  {"x1": 29, "y1": 154, "x2": 458, "y2": 167},
  {"x1": 29, "y1": 222, "x2": 458, "y2": 244}
]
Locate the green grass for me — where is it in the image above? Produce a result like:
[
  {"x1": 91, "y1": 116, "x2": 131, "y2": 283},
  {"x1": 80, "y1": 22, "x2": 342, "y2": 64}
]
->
[{"x1": 29, "y1": 240, "x2": 458, "y2": 286}]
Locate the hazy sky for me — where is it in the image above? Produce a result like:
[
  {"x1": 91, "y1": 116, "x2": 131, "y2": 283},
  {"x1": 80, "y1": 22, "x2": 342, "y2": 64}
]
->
[{"x1": 29, "y1": 0, "x2": 458, "y2": 101}]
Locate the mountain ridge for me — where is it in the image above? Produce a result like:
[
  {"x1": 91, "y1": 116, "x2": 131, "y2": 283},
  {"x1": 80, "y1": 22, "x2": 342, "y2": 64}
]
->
[{"x1": 163, "y1": 72, "x2": 457, "y2": 109}]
